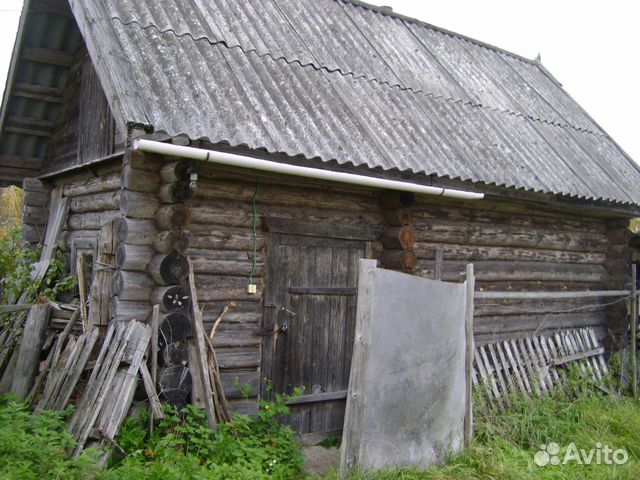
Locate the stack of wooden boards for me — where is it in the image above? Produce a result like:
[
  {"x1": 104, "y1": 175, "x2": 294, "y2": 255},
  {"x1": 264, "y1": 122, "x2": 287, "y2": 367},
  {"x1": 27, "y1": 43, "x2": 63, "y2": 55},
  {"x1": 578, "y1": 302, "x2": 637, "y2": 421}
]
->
[{"x1": 473, "y1": 327, "x2": 608, "y2": 408}]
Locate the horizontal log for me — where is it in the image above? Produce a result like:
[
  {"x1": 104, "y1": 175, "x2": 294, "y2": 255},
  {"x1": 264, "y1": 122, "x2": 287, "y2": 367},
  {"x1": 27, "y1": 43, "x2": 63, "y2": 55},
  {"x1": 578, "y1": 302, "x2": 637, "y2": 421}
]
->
[
  {"x1": 22, "y1": 205, "x2": 48, "y2": 225},
  {"x1": 186, "y1": 230, "x2": 264, "y2": 251},
  {"x1": 157, "y1": 181, "x2": 194, "y2": 204},
  {"x1": 194, "y1": 178, "x2": 376, "y2": 212},
  {"x1": 147, "y1": 252, "x2": 190, "y2": 285},
  {"x1": 111, "y1": 270, "x2": 154, "y2": 301},
  {"x1": 417, "y1": 261, "x2": 606, "y2": 283},
  {"x1": 69, "y1": 190, "x2": 120, "y2": 213},
  {"x1": 194, "y1": 275, "x2": 263, "y2": 302},
  {"x1": 120, "y1": 190, "x2": 160, "y2": 219},
  {"x1": 110, "y1": 297, "x2": 152, "y2": 323},
  {"x1": 412, "y1": 203, "x2": 608, "y2": 235},
  {"x1": 475, "y1": 290, "x2": 630, "y2": 300},
  {"x1": 154, "y1": 230, "x2": 190, "y2": 254},
  {"x1": 117, "y1": 218, "x2": 157, "y2": 246},
  {"x1": 474, "y1": 297, "x2": 610, "y2": 317},
  {"x1": 155, "y1": 205, "x2": 191, "y2": 230},
  {"x1": 189, "y1": 198, "x2": 383, "y2": 229},
  {"x1": 160, "y1": 160, "x2": 190, "y2": 183},
  {"x1": 216, "y1": 347, "x2": 261, "y2": 370},
  {"x1": 473, "y1": 312, "x2": 605, "y2": 335},
  {"x1": 124, "y1": 150, "x2": 164, "y2": 172},
  {"x1": 381, "y1": 226, "x2": 416, "y2": 250},
  {"x1": 413, "y1": 243, "x2": 607, "y2": 265},
  {"x1": 150, "y1": 286, "x2": 190, "y2": 313},
  {"x1": 62, "y1": 172, "x2": 120, "y2": 197},
  {"x1": 413, "y1": 220, "x2": 609, "y2": 253},
  {"x1": 381, "y1": 249, "x2": 416, "y2": 271},
  {"x1": 23, "y1": 190, "x2": 50, "y2": 207},
  {"x1": 122, "y1": 165, "x2": 160, "y2": 193},
  {"x1": 67, "y1": 211, "x2": 119, "y2": 231},
  {"x1": 116, "y1": 243, "x2": 155, "y2": 271},
  {"x1": 191, "y1": 257, "x2": 264, "y2": 277},
  {"x1": 220, "y1": 371, "x2": 260, "y2": 400},
  {"x1": 202, "y1": 308, "x2": 260, "y2": 325}
]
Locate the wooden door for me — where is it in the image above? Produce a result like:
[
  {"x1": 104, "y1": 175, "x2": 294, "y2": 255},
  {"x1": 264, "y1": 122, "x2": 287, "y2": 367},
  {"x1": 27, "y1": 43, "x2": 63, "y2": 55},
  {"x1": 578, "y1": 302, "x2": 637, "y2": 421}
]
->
[{"x1": 262, "y1": 231, "x2": 367, "y2": 442}]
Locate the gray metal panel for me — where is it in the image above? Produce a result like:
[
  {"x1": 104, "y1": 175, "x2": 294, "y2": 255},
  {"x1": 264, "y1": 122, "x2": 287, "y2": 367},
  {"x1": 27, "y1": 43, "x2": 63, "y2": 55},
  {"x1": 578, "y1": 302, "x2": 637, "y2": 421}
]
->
[{"x1": 56, "y1": 0, "x2": 640, "y2": 206}]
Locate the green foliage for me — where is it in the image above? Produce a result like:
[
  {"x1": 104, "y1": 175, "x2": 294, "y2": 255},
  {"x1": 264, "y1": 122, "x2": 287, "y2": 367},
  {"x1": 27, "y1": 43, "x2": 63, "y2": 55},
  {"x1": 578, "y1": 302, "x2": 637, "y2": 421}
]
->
[
  {"x1": 111, "y1": 393, "x2": 304, "y2": 479},
  {"x1": 0, "y1": 231, "x2": 77, "y2": 305},
  {"x1": 0, "y1": 186, "x2": 24, "y2": 239},
  {"x1": 323, "y1": 376, "x2": 640, "y2": 480},
  {"x1": 0, "y1": 395, "x2": 101, "y2": 480}
]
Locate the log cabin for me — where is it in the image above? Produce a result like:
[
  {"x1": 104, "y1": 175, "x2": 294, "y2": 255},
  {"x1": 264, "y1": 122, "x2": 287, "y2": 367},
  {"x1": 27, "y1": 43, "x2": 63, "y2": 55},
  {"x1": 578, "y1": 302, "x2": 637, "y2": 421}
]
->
[{"x1": 1, "y1": 0, "x2": 639, "y2": 441}]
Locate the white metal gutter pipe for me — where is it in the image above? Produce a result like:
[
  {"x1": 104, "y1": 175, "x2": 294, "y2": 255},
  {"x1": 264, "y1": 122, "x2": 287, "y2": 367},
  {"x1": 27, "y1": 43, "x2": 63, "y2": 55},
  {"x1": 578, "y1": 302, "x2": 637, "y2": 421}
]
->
[{"x1": 132, "y1": 139, "x2": 484, "y2": 200}]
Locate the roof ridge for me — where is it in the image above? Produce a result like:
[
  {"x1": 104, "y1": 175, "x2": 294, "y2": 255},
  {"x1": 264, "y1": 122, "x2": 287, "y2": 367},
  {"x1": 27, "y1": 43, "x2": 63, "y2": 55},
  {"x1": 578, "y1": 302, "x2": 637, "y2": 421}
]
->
[
  {"x1": 339, "y1": 0, "x2": 539, "y2": 66},
  {"x1": 113, "y1": 16, "x2": 605, "y2": 138}
]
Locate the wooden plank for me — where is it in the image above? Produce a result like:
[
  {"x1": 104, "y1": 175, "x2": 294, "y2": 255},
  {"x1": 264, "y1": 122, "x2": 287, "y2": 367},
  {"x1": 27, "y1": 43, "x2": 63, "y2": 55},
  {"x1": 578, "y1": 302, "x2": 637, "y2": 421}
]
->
[
  {"x1": 52, "y1": 329, "x2": 99, "y2": 410},
  {"x1": 474, "y1": 290, "x2": 629, "y2": 300},
  {"x1": 464, "y1": 264, "x2": 474, "y2": 443},
  {"x1": 287, "y1": 286, "x2": 357, "y2": 296},
  {"x1": 284, "y1": 389, "x2": 346, "y2": 406},
  {"x1": 140, "y1": 362, "x2": 164, "y2": 419},
  {"x1": 186, "y1": 257, "x2": 217, "y2": 429},
  {"x1": 434, "y1": 247, "x2": 443, "y2": 281},
  {"x1": 486, "y1": 342, "x2": 509, "y2": 400},
  {"x1": 150, "y1": 305, "x2": 160, "y2": 433},
  {"x1": 104, "y1": 323, "x2": 151, "y2": 439},
  {"x1": 22, "y1": 46, "x2": 74, "y2": 66},
  {"x1": 632, "y1": 264, "x2": 638, "y2": 399},
  {"x1": 516, "y1": 337, "x2": 541, "y2": 397},
  {"x1": 12, "y1": 83, "x2": 63, "y2": 103},
  {"x1": 10, "y1": 304, "x2": 51, "y2": 399}
]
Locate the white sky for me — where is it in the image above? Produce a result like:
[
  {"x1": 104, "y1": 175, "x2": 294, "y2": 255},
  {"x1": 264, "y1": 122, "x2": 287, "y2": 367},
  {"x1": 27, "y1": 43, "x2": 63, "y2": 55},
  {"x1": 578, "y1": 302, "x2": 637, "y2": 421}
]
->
[{"x1": 0, "y1": 0, "x2": 638, "y2": 163}]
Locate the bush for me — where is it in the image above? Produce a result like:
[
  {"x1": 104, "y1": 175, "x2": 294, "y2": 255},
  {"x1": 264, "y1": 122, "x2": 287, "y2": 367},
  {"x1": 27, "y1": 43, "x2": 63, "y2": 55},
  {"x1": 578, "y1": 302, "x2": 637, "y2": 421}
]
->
[
  {"x1": 0, "y1": 395, "x2": 101, "y2": 480},
  {"x1": 107, "y1": 393, "x2": 304, "y2": 479}
]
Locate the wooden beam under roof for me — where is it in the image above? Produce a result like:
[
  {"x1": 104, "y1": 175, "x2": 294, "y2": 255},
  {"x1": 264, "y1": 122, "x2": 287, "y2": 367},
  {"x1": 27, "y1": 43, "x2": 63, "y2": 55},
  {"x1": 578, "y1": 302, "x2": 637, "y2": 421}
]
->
[
  {"x1": 4, "y1": 115, "x2": 54, "y2": 137},
  {"x1": 22, "y1": 47, "x2": 74, "y2": 67},
  {"x1": 13, "y1": 83, "x2": 63, "y2": 104},
  {"x1": 0, "y1": 154, "x2": 43, "y2": 170}
]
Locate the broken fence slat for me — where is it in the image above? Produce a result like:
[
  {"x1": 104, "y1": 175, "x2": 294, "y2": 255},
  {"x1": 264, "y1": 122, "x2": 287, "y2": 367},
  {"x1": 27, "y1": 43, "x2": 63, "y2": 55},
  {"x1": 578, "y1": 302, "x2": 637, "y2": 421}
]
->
[{"x1": 140, "y1": 362, "x2": 165, "y2": 419}]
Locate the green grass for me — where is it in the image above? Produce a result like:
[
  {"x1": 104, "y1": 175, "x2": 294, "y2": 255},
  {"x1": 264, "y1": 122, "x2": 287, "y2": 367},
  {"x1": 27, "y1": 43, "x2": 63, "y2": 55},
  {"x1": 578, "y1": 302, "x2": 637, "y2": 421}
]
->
[
  {"x1": 0, "y1": 375, "x2": 639, "y2": 479},
  {"x1": 320, "y1": 385, "x2": 640, "y2": 480}
]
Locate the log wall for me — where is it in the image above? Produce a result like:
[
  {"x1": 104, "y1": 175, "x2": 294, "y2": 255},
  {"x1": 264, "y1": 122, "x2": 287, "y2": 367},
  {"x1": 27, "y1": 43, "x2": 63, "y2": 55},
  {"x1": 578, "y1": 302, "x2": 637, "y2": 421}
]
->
[
  {"x1": 34, "y1": 145, "x2": 633, "y2": 415},
  {"x1": 411, "y1": 197, "x2": 621, "y2": 344},
  {"x1": 185, "y1": 161, "x2": 384, "y2": 415}
]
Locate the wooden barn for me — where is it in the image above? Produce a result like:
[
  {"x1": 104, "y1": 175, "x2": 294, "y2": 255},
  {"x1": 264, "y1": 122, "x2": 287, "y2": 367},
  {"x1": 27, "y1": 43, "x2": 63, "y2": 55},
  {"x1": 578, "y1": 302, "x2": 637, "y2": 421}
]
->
[{"x1": 1, "y1": 0, "x2": 640, "y2": 442}]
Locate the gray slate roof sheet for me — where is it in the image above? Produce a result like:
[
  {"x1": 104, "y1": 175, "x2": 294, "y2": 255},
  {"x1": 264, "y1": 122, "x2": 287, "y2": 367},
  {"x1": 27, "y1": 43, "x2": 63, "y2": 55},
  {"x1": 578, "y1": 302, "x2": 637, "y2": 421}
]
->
[{"x1": 69, "y1": 0, "x2": 640, "y2": 204}]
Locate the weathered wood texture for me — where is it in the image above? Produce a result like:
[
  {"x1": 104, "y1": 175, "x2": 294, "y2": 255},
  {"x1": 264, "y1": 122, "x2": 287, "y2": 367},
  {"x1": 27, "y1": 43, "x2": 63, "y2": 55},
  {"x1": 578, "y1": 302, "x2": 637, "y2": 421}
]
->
[
  {"x1": 22, "y1": 178, "x2": 52, "y2": 247},
  {"x1": 411, "y1": 199, "x2": 625, "y2": 342},
  {"x1": 188, "y1": 168, "x2": 383, "y2": 415},
  {"x1": 45, "y1": 48, "x2": 121, "y2": 173}
]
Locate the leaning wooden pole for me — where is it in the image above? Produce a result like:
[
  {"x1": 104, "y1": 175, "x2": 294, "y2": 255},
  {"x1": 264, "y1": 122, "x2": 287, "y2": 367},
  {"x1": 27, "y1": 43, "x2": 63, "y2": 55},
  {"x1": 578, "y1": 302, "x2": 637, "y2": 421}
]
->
[
  {"x1": 464, "y1": 264, "x2": 475, "y2": 444},
  {"x1": 632, "y1": 264, "x2": 637, "y2": 399}
]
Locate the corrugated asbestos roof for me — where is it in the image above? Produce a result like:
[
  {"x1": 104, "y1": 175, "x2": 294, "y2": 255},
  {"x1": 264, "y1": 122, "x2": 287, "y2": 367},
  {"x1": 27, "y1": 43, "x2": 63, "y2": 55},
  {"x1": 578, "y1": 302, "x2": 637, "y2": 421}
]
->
[{"x1": 58, "y1": 0, "x2": 640, "y2": 204}]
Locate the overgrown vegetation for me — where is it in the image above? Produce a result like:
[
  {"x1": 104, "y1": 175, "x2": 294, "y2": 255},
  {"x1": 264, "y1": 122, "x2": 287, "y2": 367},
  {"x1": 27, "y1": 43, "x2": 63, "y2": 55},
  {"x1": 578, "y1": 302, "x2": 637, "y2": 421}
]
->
[
  {"x1": 1, "y1": 369, "x2": 639, "y2": 479},
  {"x1": 0, "y1": 186, "x2": 23, "y2": 239},
  {"x1": 324, "y1": 367, "x2": 640, "y2": 480},
  {"x1": 0, "y1": 390, "x2": 304, "y2": 480}
]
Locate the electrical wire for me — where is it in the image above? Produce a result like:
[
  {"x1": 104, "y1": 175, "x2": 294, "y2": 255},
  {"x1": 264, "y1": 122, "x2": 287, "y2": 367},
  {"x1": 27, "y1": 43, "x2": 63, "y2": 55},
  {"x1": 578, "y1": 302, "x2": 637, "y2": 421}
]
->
[{"x1": 249, "y1": 180, "x2": 260, "y2": 286}]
